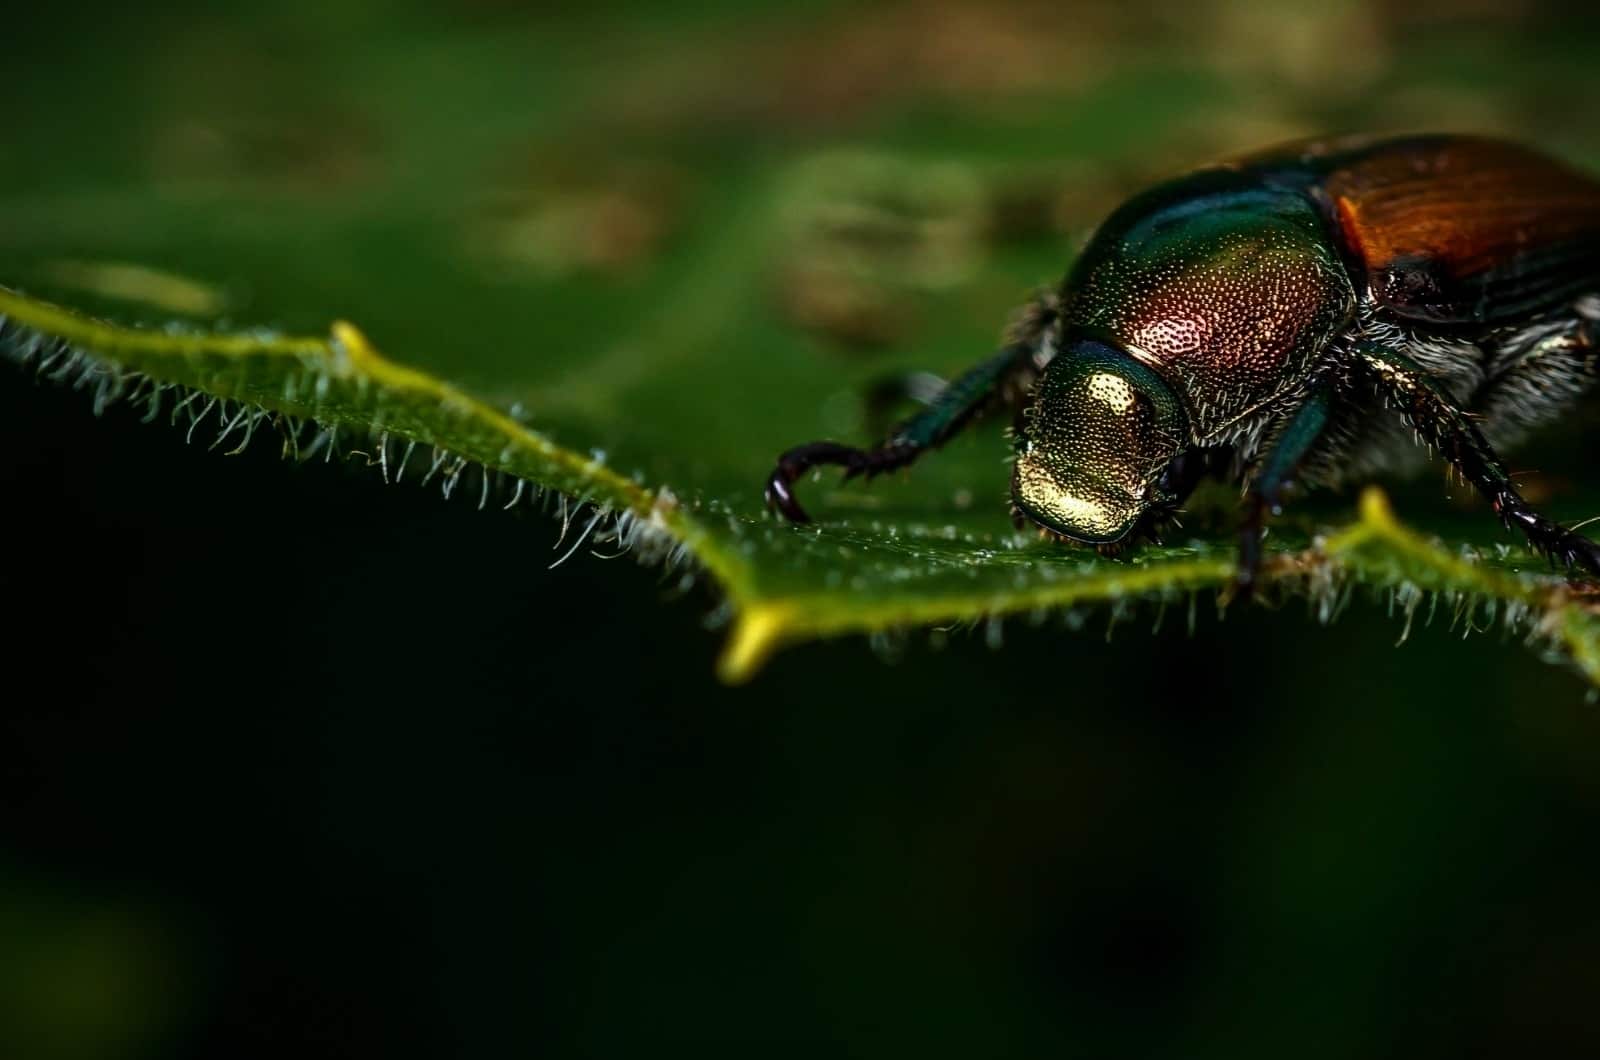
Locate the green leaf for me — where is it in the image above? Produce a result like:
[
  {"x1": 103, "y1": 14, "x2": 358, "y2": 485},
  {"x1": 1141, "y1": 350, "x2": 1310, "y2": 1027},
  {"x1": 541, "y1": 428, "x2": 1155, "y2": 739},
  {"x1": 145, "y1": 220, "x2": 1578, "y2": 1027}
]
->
[{"x1": 7, "y1": 4, "x2": 1600, "y2": 684}]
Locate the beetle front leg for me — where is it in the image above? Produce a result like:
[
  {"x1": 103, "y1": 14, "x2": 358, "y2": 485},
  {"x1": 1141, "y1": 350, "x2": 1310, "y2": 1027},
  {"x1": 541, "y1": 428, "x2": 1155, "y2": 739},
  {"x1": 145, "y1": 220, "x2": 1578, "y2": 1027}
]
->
[
  {"x1": 861, "y1": 370, "x2": 948, "y2": 439},
  {"x1": 764, "y1": 439, "x2": 922, "y2": 521},
  {"x1": 766, "y1": 337, "x2": 1043, "y2": 522},
  {"x1": 1235, "y1": 386, "x2": 1332, "y2": 598},
  {"x1": 766, "y1": 342, "x2": 1032, "y2": 520},
  {"x1": 1355, "y1": 341, "x2": 1600, "y2": 575}
]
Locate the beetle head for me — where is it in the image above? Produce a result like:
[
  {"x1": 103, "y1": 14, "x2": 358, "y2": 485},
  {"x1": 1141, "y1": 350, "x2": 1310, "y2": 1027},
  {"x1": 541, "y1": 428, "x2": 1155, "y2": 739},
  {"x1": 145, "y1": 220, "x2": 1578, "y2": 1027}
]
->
[{"x1": 1011, "y1": 338, "x2": 1189, "y2": 546}]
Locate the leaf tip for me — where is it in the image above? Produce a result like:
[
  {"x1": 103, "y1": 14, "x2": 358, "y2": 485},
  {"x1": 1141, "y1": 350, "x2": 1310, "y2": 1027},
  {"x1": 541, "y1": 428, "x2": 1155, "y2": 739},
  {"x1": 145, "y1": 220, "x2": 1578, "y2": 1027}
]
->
[
  {"x1": 1357, "y1": 486, "x2": 1398, "y2": 532},
  {"x1": 717, "y1": 604, "x2": 793, "y2": 684},
  {"x1": 329, "y1": 320, "x2": 382, "y2": 373}
]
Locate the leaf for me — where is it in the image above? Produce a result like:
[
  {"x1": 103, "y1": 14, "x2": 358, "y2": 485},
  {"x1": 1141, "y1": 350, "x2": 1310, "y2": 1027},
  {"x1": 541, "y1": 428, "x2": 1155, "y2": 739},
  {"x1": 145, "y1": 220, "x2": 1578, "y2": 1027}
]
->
[{"x1": 6, "y1": 4, "x2": 1600, "y2": 684}]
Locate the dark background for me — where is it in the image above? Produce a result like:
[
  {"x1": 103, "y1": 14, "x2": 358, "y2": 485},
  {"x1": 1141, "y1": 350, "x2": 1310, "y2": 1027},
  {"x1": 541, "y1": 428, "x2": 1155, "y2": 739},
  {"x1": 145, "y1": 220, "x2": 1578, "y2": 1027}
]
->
[
  {"x1": 6, "y1": 332, "x2": 1600, "y2": 1058},
  {"x1": 7, "y1": 1, "x2": 1600, "y2": 1057}
]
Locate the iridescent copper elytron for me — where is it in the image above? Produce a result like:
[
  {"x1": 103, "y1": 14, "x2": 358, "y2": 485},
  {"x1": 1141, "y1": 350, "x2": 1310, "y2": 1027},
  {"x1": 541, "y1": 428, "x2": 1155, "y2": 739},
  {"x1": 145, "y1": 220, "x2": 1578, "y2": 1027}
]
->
[{"x1": 765, "y1": 135, "x2": 1600, "y2": 589}]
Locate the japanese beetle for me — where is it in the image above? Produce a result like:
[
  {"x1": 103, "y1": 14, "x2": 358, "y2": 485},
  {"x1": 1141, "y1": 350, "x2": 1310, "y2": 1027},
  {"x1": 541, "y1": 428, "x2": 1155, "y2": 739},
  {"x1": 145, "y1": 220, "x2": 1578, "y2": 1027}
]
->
[{"x1": 765, "y1": 134, "x2": 1600, "y2": 591}]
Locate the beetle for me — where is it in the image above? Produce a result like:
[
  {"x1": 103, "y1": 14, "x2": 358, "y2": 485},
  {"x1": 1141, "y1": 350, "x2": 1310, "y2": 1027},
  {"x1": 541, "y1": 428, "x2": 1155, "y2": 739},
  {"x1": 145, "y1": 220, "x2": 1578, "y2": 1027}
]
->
[{"x1": 763, "y1": 134, "x2": 1600, "y2": 591}]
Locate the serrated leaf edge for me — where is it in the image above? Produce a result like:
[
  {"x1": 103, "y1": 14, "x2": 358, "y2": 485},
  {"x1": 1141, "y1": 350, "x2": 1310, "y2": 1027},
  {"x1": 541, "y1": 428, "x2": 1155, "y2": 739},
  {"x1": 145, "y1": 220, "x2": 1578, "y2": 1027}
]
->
[{"x1": 4, "y1": 286, "x2": 1598, "y2": 688}]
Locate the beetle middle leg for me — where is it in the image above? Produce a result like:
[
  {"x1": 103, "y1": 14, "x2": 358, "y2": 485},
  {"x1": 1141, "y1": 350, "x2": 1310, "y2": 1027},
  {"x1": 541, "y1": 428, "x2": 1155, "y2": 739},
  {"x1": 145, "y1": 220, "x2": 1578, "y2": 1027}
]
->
[
  {"x1": 766, "y1": 295, "x2": 1056, "y2": 522},
  {"x1": 1356, "y1": 341, "x2": 1600, "y2": 574},
  {"x1": 1235, "y1": 385, "x2": 1333, "y2": 597}
]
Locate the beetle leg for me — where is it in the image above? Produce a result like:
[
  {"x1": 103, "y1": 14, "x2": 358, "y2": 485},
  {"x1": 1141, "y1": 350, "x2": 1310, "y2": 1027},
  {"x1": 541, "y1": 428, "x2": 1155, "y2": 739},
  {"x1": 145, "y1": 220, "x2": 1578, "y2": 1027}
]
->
[
  {"x1": 767, "y1": 343, "x2": 1031, "y2": 521},
  {"x1": 1355, "y1": 341, "x2": 1600, "y2": 575},
  {"x1": 861, "y1": 370, "x2": 948, "y2": 439},
  {"x1": 1235, "y1": 387, "x2": 1332, "y2": 598},
  {"x1": 766, "y1": 339, "x2": 1042, "y2": 522},
  {"x1": 767, "y1": 292, "x2": 1058, "y2": 522}
]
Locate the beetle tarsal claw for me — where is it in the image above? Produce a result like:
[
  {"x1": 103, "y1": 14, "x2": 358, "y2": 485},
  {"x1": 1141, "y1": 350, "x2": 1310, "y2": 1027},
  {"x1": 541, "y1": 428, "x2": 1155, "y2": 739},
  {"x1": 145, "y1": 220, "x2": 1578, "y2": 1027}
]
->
[{"x1": 766, "y1": 440, "x2": 901, "y2": 522}]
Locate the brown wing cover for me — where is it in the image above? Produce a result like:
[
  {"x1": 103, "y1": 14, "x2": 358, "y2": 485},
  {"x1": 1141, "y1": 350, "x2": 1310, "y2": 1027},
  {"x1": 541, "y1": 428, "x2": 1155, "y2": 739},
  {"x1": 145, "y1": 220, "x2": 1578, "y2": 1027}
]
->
[{"x1": 1318, "y1": 137, "x2": 1600, "y2": 326}]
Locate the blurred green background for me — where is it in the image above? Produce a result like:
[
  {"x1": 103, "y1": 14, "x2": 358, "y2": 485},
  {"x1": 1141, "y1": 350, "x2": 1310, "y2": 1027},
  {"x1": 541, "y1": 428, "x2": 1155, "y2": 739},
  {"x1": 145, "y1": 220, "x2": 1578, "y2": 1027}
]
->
[{"x1": 6, "y1": 1, "x2": 1600, "y2": 1057}]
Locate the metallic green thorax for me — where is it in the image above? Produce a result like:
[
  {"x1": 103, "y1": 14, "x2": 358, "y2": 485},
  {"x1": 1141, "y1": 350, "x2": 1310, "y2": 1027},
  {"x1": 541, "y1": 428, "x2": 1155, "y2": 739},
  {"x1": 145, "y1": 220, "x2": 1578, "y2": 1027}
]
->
[{"x1": 1057, "y1": 170, "x2": 1355, "y2": 439}]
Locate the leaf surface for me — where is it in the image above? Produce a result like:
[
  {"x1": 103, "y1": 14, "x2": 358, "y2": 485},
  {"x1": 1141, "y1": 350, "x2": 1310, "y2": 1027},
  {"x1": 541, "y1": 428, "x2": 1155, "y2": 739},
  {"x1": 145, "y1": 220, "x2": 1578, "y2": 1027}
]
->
[{"x1": 6, "y1": 3, "x2": 1600, "y2": 681}]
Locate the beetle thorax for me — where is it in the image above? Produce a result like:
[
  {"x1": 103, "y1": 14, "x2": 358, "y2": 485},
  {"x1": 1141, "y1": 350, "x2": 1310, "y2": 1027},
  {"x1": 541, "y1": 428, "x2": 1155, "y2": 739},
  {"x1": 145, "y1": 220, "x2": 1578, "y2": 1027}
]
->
[{"x1": 1060, "y1": 178, "x2": 1355, "y2": 440}]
